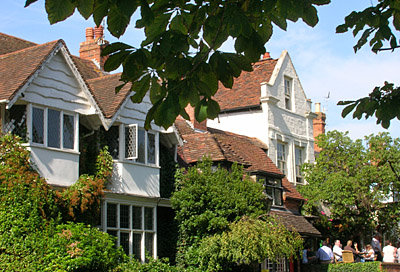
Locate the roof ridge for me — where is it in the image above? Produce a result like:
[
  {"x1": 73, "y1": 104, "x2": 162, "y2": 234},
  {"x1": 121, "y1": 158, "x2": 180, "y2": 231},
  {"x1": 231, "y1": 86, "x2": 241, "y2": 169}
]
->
[
  {"x1": 0, "y1": 32, "x2": 38, "y2": 46},
  {"x1": 86, "y1": 72, "x2": 123, "y2": 82},
  {"x1": 0, "y1": 39, "x2": 60, "y2": 59}
]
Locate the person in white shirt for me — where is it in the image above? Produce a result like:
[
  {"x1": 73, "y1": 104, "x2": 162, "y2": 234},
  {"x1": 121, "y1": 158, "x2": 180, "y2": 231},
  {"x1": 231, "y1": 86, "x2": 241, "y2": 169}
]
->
[
  {"x1": 364, "y1": 244, "x2": 375, "y2": 261},
  {"x1": 382, "y1": 240, "x2": 396, "y2": 263},
  {"x1": 316, "y1": 241, "x2": 334, "y2": 264},
  {"x1": 333, "y1": 239, "x2": 343, "y2": 262},
  {"x1": 371, "y1": 233, "x2": 382, "y2": 261}
]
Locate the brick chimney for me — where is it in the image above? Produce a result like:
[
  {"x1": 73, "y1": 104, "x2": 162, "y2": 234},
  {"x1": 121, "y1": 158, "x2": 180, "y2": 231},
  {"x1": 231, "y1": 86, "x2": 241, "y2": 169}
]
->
[
  {"x1": 185, "y1": 104, "x2": 207, "y2": 131},
  {"x1": 313, "y1": 102, "x2": 326, "y2": 153},
  {"x1": 263, "y1": 52, "x2": 271, "y2": 59},
  {"x1": 79, "y1": 26, "x2": 109, "y2": 70}
]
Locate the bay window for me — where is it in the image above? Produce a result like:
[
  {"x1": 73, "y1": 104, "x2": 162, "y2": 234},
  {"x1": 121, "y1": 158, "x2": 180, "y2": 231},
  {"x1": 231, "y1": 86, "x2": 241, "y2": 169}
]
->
[
  {"x1": 31, "y1": 105, "x2": 76, "y2": 150},
  {"x1": 124, "y1": 125, "x2": 157, "y2": 165}
]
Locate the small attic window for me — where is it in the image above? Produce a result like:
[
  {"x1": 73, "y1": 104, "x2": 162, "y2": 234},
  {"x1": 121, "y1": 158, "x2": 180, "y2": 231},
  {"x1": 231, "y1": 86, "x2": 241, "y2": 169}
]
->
[
  {"x1": 284, "y1": 77, "x2": 292, "y2": 110},
  {"x1": 257, "y1": 176, "x2": 283, "y2": 206}
]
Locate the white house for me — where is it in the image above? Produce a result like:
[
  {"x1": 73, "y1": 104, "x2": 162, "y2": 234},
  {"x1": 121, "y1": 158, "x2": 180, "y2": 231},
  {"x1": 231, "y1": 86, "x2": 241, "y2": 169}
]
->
[
  {"x1": 208, "y1": 51, "x2": 318, "y2": 186},
  {"x1": 0, "y1": 28, "x2": 180, "y2": 262}
]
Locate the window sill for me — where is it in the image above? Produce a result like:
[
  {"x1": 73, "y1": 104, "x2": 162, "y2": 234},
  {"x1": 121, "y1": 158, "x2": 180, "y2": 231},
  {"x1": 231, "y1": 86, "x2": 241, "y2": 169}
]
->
[
  {"x1": 25, "y1": 143, "x2": 80, "y2": 155},
  {"x1": 114, "y1": 159, "x2": 160, "y2": 169}
]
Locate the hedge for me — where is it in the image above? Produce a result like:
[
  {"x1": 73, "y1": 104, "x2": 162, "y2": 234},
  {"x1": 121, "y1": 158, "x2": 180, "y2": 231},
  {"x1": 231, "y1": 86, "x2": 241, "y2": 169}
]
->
[{"x1": 302, "y1": 262, "x2": 381, "y2": 272}]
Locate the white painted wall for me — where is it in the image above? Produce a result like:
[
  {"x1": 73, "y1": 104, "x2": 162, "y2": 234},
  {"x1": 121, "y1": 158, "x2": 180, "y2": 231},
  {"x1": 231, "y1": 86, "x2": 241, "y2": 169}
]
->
[
  {"x1": 208, "y1": 51, "x2": 315, "y2": 186},
  {"x1": 29, "y1": 146, "x2": 79, "y2": 186},
  {"x1": 110, "y1": 162, "x2": 160, "y2": 197}
]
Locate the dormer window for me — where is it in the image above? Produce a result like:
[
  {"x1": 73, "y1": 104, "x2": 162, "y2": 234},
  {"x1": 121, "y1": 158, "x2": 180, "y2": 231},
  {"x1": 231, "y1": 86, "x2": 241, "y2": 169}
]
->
[
  {"x1": 284, "y1": 78, "x2": 292, "y2": 110},
  {"x1": 257, "y1": 176, "x2": 283, "y2": 206}
]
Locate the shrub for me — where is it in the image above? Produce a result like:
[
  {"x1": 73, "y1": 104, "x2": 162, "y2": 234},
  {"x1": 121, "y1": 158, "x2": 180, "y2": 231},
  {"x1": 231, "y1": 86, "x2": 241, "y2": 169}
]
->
[{"x1": 302, "y1": 262, "x2": 381, "y2": 272}]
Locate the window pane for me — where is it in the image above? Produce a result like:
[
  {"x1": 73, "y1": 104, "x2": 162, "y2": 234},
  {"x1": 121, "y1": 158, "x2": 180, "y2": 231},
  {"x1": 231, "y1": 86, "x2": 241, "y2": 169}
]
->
[
  {"x1": 132, "y1": 206, "x2": 142, "y2": 229},
  {"x1": 137, "y1": 129, "x2": 145, "y2": 163},
  {"x1": 4, "y1": 105, "x2": 27, "y2": 141},
  {"x1": 125, "y1": 125, "x2": 137, "y2": 159},
  {"x1": 147, "y1": 133, "x2": 155, "y2": 164},
  {"x1": 107, "y1": 230, "x2": 118, "y2": 246},
  {"x1": 120, "y1": 205, "x2": 130, "y2": 229},
  {"x1": 120, "y1": 232, "x2": 130, "y2": 255},
  {"x1": 32, "y1": 107, "x2": 44, "y2": 144},
  {"x1": 274, "y1": 188, "x2": 283, "y2": 206},
  {"x1": 266, "y1": 186, "x2": 273, "y2": 200},
  {"x1": 104, "y1": 126, "x2": 119, "y2": 159},
  {"x1": 144, "y1": 207, "x2": 153, "y2": 230},
  {"x1": 145, "y1": 233, "x2": 154, "y2": 258},
  {"x1": 107, "y1": 203, "x2": 117, "y2": 228},
  {"x1": 47, "y1": 109, "x2": 60, "y2": 148},
  {"x1": 133, "y1": 233, "x2": 142, "y2": 260},
  {"x1": 63, "y1": 114, "x2": 74, "y2": 149}
]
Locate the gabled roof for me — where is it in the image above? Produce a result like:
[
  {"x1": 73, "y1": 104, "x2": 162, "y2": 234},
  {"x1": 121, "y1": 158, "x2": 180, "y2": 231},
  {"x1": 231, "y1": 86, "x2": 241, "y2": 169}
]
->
[
  {"x1": 175, "y1": 118, "x2": 304, "y2": 200},
  {"x1": 213, "y1": 57, "x2": 278, "y2": 112},
  {"x1": 0, "y1": 32, "x2": 131, "y2": 129},
  {"x1": 0, "y1": 40, "x2": 60, "y2": 101},
  {"x1": 87, "y1": 73, "x2": 132, "y2": 119}
]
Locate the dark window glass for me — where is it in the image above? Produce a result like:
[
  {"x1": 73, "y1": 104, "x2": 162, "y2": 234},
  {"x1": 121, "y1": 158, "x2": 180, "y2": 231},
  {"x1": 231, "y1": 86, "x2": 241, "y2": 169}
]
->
[
  {"x1": 133, "y1": 233, "x2": 142, "y2": 260},
  {"x1": 120, "y1": 205, "x2": 130, "y2": 229},
  {"x1": 147, "y1": 133, "x2": 155, "y2": 164},
  {"x1": 63, "y1": 114, "x2": 74, "y2": 149},
  {"x1": 4, "y1": 105, "x2": 27, "y2": 141},
  {"x1": 132, "y1": 206, "x2": 142, "y2": 229},
  {"x1": 107, "y1": 203, "x2": 117, "y2": 228},
  {"x1": 137, "y1": 129, "x2": 145, "y2": 163},
  {"x1": 104, "y1": 126, "x2": 119, "y2": 159},
  {"x1": 120, "y1": 232, "x2": 130, "y2": 255},
  {"x1": 144, "y1": 207, "x2": 153, "y2": 230},
  {"x1": 32, "y1": 107, "x2": 44, "y2": 144},
  {"x1": 145, "y1": 233, "x2": 154, "y2": 259},
  {"x1": 47, "y1": 109, "x2": 60, "y2": 148}
]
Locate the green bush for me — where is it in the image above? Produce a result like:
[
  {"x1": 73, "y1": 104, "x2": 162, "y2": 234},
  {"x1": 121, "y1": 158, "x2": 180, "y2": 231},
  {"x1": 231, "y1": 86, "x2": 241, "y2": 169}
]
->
[
  {"x1": 302, "y1": 262, "x2": 381, "y2": 272},
  {"x1": 113, "y1": 257, "x2": 179, "y2": 272}
]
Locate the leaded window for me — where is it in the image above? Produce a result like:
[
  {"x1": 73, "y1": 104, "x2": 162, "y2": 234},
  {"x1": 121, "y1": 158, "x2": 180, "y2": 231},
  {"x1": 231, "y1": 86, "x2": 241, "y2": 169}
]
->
[
  {"x1": 104, "y1": 202, "x2": 155, "y2": 262},
  {"x1": 32, "y1": 107, "x2": 44, "y2": 144},
  {"x1": 125, "y1": 125, "x2": 138, "y2": 159},
  {"x1": 4, "y1": 105, "x2": 27, "y2": 141}
]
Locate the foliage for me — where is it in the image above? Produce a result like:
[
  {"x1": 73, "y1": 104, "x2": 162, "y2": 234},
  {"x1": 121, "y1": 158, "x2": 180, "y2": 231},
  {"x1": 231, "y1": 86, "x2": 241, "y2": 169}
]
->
[
  {"x1": 187, "y1": 216, "x2": 303, "y2": 272},
  {"x1": 299, "y1": 131, "x2": 400, "y2": 238},
  {"x1": 338, "y1": 82, "x2": 400, "y2": 129},
  {"x1": 0, "y1": 134, "x2": 124, "y2": 271},
  {"x1": 335, "y1": 0, "x2": 400, "y2": 128},
  {"x1": 171, "y1": 159, "x2": 302, "y2": 271},
  {"x1": 113, "y1": 256, "x2": 179, "y2": 272},
  {"x1": 25, "y1": 0, "x2": 330, "y2": 130},
  {"x1": 302, "y1": 262, "x2": 381, "y2": 272},
  {"x1": 45, "y1": 223, "x2": 125, "y2": 271},
  {"x1": 57, "y1": 146, "x2": 113, "y2": 225}
]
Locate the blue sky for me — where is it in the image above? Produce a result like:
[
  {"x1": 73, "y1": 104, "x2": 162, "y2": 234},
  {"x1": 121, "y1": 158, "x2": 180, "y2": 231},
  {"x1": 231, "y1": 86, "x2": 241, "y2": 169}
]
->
[{"x1": 2, "y1": 0, "x2": 400, "y2": 140}]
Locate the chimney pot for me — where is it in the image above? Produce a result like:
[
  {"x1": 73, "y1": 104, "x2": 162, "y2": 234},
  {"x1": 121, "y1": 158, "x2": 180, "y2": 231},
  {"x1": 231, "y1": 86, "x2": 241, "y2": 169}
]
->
[
  {"x1": 263, "y1": 52, "x2": 271, "y2": 59},
  {"x1": 315, "y1": 102, "x2": 321, "y2": 113},
  {"x1": 94, "y1": 25, "x2": 104, "y2": 39},
  {"x1": 85, "y1": 27, "x2": 94, "y2": 41}
]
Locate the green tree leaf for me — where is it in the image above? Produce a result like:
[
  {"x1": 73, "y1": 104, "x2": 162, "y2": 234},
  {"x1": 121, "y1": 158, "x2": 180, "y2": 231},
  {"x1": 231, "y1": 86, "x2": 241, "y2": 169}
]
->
[{"x1": 45, "y1": 0, "x2": 76, "y2": 24}]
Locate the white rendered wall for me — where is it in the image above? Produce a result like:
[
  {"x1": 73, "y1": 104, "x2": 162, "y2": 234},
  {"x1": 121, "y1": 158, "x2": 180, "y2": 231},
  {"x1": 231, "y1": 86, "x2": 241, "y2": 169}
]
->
[
  {"x1": 110, "y1": 162, "x2": 160, "y2": 197},
  {"x1": 29, "y1": 146, "x2": 79, "y2": 186}
]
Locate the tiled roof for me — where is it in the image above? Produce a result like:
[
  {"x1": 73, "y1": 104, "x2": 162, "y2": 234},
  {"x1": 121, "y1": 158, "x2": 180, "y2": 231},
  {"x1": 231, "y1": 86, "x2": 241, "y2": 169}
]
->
[
  {"x1": 0, "y1": 33, "x2": 37, "y2": 55},
  {"x1": 0, "y1": 40, "x2": 60, "y2": 101},
  {"x1": 87, "y1": 73, "x2": 132, "y2": 118},
  {"x1": 175, "y1": 119, "x2": 304, "y2": 200},
  {"x1": 213, "y1": 58, "x2": 278, "y2": 111},
  {"x1": 175, "y1": 118, "x2": 281, "y2": 176},
  {"x1": 270, "y1": 210, "x2": 321, "y2": 237}
]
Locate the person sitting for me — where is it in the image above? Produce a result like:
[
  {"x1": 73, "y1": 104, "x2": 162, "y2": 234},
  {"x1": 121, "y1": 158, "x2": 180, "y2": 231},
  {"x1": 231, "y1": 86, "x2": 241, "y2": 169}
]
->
[
  {"x1": 344, "y1": 240, "x2": 360, "y2": 262},
  {"x1": 316, "y1": 240, "x2": 334, "y2": 264},
  {"x1": 364, "y1": 244, "x2": 375, "y2": 262},
  {"x1": 382, "y1": 240, "x2": 396, "y2": 263},
  {"x1": 333, "y1": 239, "x2": 343, "y2": 262}
]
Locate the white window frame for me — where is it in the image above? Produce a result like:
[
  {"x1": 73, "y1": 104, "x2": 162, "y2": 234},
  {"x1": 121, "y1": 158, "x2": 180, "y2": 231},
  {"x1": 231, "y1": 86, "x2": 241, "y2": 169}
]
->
[
  {"x1": 28, "y1": 104, "x2": 78, "y2": 151},
  {"x1": 257, "y1": 176, "x2": 283, "y2": 206},
  {"x1": 102, "y1": 201, "x2": 157, "y2": 262},
  {"x1": 124, "y1": 124, "x2": 138, "y2": 160},
  {"x1": 123, "y1": 124, "x2": 158, "y2": 166},
  {"x1": 277, "y1": 142, "x2": 286, "y2": 175},
  {"x1": 284, "y1": 77, "x2": 292, "y2": 111},
  {"x1": 295, "y1": 147, "x2": 304, "y2": 184}
]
